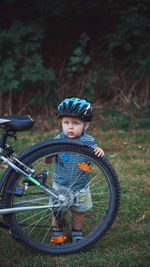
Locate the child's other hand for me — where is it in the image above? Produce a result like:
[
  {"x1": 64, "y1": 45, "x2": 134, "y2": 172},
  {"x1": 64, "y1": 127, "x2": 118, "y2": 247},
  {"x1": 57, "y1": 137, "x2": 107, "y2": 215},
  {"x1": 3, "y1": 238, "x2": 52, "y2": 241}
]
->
[
  {"x1": 43, "y1": 156, "x2": 55, "y2": 164},
  {"x1": 94, "y1": 147, "x2": 104, "y2": 157}
]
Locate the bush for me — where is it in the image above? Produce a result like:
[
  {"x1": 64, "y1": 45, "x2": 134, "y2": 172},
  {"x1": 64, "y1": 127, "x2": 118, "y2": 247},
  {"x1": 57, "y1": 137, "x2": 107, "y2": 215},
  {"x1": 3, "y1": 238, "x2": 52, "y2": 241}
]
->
[
  {"x1": 0, "y1": 21, "x2": 58, "y2": 114},
  {"x1": 66, "y1": 33, "x2": 91, "y2": 77},
  {"x1": 98, "y1": 104, "x2": 150, "y2": 130}
]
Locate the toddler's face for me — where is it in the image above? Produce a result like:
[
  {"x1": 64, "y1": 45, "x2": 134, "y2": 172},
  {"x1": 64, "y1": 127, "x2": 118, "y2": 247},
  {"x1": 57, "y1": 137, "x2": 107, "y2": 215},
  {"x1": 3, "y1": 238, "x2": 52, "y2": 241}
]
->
[{"x1": 62, "y1": 117, "x2": 89, "y2": 138}]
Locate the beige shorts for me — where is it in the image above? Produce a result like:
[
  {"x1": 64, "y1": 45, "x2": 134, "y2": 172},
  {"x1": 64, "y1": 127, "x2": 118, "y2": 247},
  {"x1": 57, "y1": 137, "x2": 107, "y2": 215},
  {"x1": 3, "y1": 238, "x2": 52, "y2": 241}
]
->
[{"x1": 52, "y1": 181, "x2": 93, "y2": 212}]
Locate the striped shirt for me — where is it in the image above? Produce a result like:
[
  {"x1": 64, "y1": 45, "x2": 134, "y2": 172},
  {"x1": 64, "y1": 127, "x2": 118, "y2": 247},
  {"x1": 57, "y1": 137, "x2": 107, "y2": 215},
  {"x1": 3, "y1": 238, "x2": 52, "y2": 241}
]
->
[{"x1": 53, "y1": 133, "x2": 97, "y2": 190}]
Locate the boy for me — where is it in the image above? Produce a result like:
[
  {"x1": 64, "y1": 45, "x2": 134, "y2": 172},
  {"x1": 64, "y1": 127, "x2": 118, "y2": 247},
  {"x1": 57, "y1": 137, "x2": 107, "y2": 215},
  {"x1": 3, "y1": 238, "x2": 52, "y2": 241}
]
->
[{"x1": 45, "y1": 97, "x2": 104, "y2": 243}]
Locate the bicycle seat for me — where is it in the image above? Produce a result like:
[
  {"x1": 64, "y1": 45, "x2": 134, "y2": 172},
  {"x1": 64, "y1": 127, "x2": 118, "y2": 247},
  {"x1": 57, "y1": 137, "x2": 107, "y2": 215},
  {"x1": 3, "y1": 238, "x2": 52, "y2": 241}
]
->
[{"x1": 0, "y1": 115, "x2": 34, "y2": 132}]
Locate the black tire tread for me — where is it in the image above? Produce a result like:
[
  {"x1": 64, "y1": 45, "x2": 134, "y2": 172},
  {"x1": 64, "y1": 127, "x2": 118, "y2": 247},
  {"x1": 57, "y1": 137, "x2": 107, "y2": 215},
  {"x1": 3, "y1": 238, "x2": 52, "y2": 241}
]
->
[{"x1": 2, "y1": 143, "x2": 120, "y2": 255}]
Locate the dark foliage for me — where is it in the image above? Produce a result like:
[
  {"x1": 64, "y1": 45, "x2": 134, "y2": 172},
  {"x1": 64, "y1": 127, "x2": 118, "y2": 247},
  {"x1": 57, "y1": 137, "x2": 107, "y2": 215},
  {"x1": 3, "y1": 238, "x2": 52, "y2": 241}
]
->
[{"x1": 0, "y1": 0, "x2": 150, "y2": 116}]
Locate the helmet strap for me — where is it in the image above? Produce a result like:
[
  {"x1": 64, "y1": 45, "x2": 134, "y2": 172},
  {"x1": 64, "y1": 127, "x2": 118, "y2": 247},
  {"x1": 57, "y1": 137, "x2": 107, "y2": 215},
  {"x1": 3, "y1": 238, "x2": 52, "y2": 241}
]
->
[
  {"x1": 61, "y1": 121, "x2": 64, "y2": 135},
  {"x1": 81, "y1": 121, "x2": 86, "y2": 137}
]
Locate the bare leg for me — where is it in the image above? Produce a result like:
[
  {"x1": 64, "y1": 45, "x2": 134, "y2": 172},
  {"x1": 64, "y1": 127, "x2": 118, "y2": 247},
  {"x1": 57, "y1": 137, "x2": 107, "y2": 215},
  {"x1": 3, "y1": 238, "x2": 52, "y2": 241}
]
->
[
  {"x1": 52, "y1": 212, "x2": 67, "y2": 231},
  {"x1": 72, "y1": 211, "x2": 84, "y2": 230}
]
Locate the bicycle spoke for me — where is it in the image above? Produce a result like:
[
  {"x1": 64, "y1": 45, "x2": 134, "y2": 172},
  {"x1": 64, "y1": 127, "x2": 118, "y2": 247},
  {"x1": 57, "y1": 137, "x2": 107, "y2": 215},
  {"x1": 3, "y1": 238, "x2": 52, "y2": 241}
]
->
[{"x1": 2, "y1": 144, "x2": 120, "y2": 255}]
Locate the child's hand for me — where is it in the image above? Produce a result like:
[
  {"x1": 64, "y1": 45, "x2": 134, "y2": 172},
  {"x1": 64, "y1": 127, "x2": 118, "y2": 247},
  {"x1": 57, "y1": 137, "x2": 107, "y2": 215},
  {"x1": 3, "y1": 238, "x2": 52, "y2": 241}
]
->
[
  {"x1": 94, "y1": 147, "x2": 104, "y2": 157},
  {"x1": 43, "y1": 156, "x2": 55, "y2": 164}
]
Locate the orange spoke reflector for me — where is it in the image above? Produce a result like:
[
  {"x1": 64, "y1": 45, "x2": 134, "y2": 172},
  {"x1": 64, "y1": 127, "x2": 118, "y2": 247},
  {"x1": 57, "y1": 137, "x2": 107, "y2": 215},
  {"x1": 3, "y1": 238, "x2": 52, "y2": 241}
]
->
[
  {"x1": 50, "y1": 236, "x2": 67, "y2": 244},
  {"x1": 77, "y1": 162, "x2": 91, "y2": 173}
]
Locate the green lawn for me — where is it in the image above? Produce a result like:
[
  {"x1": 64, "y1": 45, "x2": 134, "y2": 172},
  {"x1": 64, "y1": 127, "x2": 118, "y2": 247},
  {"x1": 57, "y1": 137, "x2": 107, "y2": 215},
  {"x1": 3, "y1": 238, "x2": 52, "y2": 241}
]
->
[{"x1": 0, "y1": 127, "x2": 149, "y2": 267}]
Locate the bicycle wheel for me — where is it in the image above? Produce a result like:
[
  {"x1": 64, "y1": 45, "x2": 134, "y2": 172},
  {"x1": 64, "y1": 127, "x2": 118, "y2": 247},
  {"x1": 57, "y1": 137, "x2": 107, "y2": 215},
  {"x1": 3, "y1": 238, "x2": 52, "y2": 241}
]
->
[{"x1": 2, "y1": 142, "x2": 120, "y2": 255}]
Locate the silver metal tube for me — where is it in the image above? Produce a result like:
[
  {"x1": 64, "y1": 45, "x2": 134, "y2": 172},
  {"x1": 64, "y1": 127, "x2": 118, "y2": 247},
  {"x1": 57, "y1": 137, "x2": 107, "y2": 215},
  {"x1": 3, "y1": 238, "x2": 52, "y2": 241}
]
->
[
  {"x1": 12, "y1": 156, "x2": 35, "y2": 174},
  {"x1": 1, "y1": 155, "x2": 60, "y2": 200},
  {"x1": 14, "y1": 197, "x2": 51, "y2": 207},
  {"x1": 0, "y1": 204, "x2": 59, "y2": 215},
  {"x1": 1, "y1": 155, "x2": 33, "y2": 178}
]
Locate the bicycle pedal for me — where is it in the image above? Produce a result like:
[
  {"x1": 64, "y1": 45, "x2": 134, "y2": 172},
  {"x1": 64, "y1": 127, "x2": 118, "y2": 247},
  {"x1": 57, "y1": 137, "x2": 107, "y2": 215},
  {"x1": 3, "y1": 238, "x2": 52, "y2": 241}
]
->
[{"x1": 50, "y1": 235, "x2": 67, "y2": 244}]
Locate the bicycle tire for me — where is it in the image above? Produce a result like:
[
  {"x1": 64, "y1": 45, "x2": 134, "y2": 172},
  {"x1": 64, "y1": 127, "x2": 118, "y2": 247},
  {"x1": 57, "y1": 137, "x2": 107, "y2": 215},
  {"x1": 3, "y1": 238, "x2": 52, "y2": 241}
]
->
[{"x1": 2, "y1": 142, "x2": 120, "y2": 255}]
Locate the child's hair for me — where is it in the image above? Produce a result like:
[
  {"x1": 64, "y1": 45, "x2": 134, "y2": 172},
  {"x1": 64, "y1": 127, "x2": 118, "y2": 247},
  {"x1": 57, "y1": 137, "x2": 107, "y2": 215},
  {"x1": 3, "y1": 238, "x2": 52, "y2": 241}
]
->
[{"x1": 57, "y1": 97, "x2": 93, "y2": 122}]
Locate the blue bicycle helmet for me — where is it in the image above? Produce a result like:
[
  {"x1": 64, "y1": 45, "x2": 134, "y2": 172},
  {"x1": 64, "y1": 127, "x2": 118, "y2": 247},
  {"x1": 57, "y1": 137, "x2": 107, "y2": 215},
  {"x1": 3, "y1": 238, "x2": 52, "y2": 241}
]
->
[{"x1": 57, "y1": 98, "x2": 93, "y2": 121}]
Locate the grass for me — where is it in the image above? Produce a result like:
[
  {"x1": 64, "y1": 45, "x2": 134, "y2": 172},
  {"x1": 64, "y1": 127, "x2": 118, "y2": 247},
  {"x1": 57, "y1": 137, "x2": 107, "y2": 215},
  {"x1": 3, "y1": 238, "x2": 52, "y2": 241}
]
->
[{"x1": 0, "y1": 125, "x2": 149, "y2": 267}]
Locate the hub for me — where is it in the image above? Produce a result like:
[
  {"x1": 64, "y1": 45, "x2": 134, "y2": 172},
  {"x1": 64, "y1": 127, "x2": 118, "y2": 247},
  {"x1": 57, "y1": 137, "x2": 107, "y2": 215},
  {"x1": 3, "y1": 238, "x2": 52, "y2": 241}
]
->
[{"x1": 50, "y1": 186, "x2": 74, "y2": 212}]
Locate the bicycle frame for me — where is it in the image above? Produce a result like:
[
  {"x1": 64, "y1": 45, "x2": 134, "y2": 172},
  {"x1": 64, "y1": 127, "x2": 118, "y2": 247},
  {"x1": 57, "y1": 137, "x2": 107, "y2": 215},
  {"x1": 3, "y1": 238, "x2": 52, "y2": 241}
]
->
[
  {"x1": 0, "y1": 116, "x2": 120, "y2": 255},
  {"x1": 0, "y1": 127, "x2": 68, "y2": 216}
]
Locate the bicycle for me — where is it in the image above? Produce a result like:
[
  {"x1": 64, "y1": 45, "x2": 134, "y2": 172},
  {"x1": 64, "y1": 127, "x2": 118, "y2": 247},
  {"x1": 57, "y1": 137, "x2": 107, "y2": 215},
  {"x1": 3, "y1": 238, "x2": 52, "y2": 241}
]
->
[{"x1": 0, "y1": 115, "x2": 120, "y2": 256}]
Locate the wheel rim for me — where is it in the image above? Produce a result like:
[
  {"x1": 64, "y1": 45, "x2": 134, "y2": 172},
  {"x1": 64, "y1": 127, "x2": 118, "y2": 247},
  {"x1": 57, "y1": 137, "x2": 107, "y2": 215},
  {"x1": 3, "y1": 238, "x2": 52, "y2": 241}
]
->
[{"x1": 5, "y1": 148, "x2": 117, "y2": 254}]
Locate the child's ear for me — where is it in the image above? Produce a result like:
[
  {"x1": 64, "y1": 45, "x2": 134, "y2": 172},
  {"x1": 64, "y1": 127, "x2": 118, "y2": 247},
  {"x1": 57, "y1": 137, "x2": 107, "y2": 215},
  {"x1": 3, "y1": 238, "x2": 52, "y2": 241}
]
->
[{"x1": 85, "y1": 122, "x2": 90, "y2": 130}]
